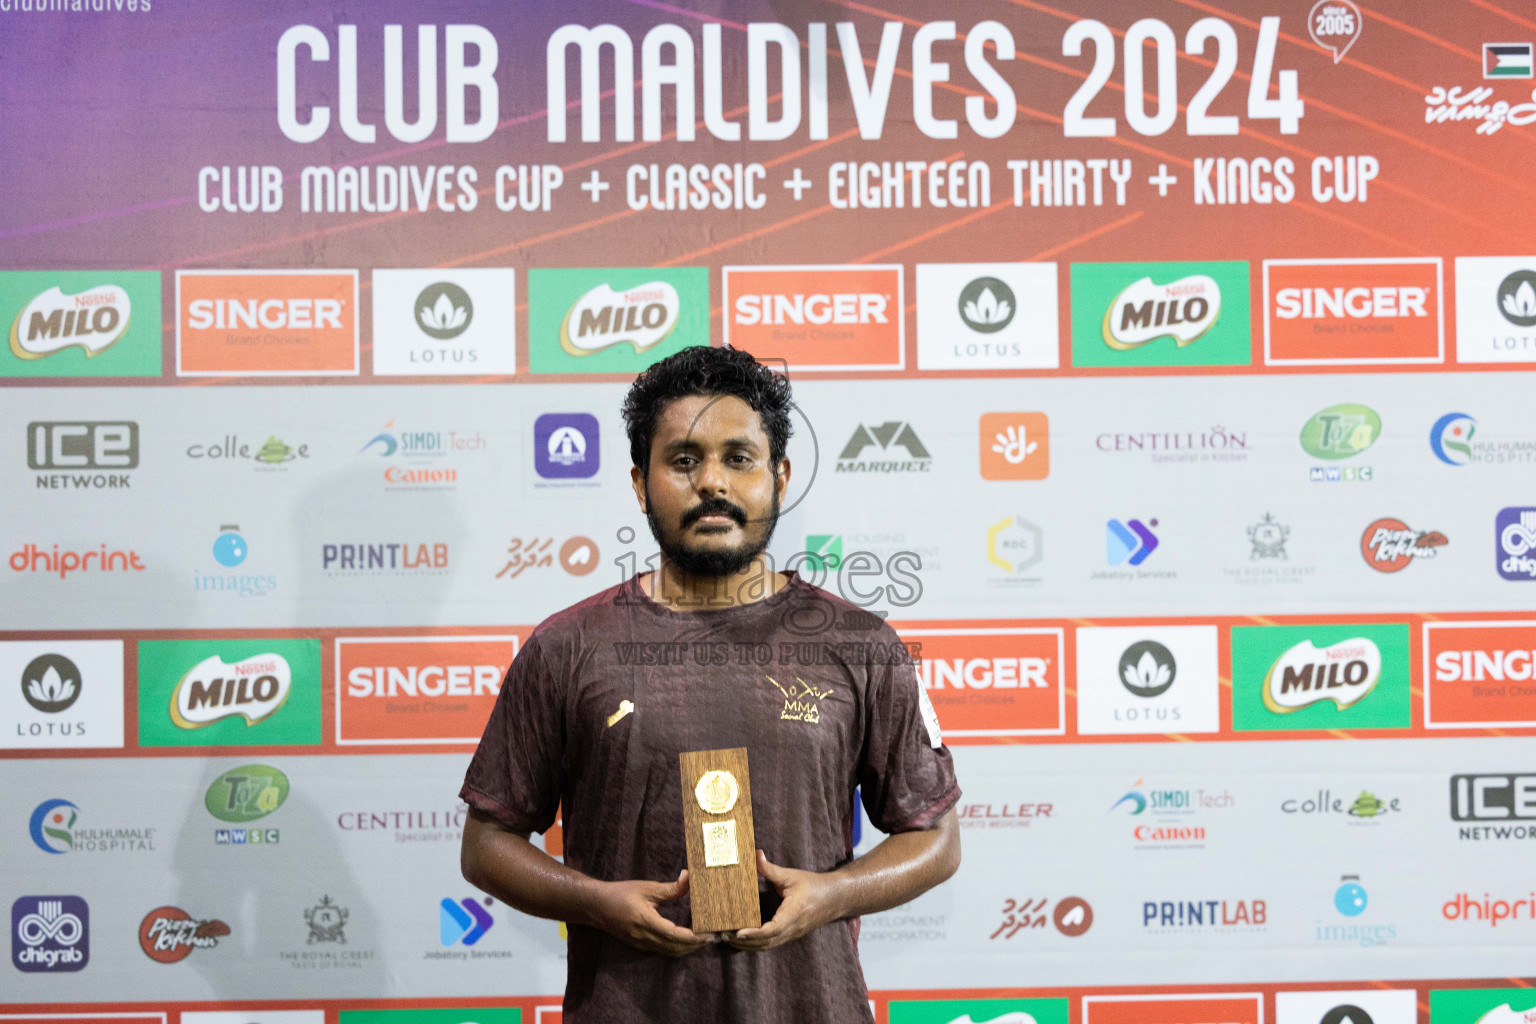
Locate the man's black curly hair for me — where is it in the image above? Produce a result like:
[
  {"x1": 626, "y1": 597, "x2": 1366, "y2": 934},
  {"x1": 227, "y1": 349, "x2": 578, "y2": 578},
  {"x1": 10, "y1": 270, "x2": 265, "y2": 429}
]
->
[{"x1": 622, "y1": 346, "x2": 793, "y2": 473}]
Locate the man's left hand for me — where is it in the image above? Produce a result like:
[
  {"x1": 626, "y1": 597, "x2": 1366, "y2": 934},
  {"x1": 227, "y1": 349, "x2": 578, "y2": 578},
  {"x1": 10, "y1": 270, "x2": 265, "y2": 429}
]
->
[{"x1": 727, "y1": 849, "x2": 845, "y2": 951}]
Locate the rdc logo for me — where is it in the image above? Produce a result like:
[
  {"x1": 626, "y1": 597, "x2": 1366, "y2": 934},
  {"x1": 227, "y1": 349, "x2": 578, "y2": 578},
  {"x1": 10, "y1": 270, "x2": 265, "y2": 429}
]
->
[
  {"x1": 12, "y1": 895, "x2": 88, "y2": 972},
  {"x1": 1496, "y1": 507, "x2": 1536, "y2": 581}
]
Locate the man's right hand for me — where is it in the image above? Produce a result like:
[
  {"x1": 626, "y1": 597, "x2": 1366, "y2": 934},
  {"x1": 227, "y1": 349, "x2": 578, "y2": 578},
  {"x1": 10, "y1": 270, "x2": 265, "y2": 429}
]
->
[{"x1": 589, "y1": 869, "x2": 709, "y2": 957}]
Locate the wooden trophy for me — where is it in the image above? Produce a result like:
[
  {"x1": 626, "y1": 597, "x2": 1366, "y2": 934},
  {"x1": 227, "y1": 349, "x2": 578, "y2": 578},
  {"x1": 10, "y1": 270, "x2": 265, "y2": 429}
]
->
[{"x1": 678, "y1": 747, "x2": 761, "y2": 933}]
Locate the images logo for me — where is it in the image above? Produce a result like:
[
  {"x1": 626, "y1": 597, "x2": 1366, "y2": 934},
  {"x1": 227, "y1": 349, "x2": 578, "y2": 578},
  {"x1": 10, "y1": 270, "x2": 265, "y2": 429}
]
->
[
  {"x1": 1075, "y1": 626, "x2": 1220, "y2": 735},
  {"x1": 534, "y1": 413, "x2": 600, "y2": 480},
  {"x1": 440, "y1": 897, "x2": 494, "y2": 946},
  {"x1": 724, "y1": 264, "x2": 904, "y2": 371},
  {"x1": 12, "y1": 896, "x2": 88, "y2": 972},
  {"x1": 1335, "y1": 874, "x2": 1368, "y2": 916},
  {"x1": 335, "y1": 635, "x2": 517, "y2": 745},
  {"x1": 1424, "y1": 623, "x2": 1536, "y2": 728},
  {"x1": 205, "y1": 765, "x2": 290, "y2": 823},
  {"x1": 1, "y1": 271, "x2": 161, "y2": 377},
  {"x1": 194, "y1": 525, "x2": 277, "y2": 598},
  {"x1": 373, "y1": 269, "x2": 516, "y2": 375},
  {"x1": 139, "y1": 906, "x2": 229, "y2": 962},
  {"x1": 177, "y1": 270, "x2": 359, "y2": 376},
  {"x1": 1071, "y1": 261, "x2": 1250, "y2": 368},
  {"x1": 529, "y1": 267, "x2": 706, "y2": 374},
  {"x1": 1263, "y1": 259, "x2": 1443, "y2": 365},
  {"x1": 1232, "y1": 624, "x2": 1410, "y2": 731},
  {"x1": 1485, "y1": 43, "x2": 1535, "y2": 78},
  {"x1": 889, "y1": 996, "x2": 1069, "y2": 1024},
  {"x1": 137, "y1": 639, "x2": 321, "y2": 748},
  {"x1": 28, "y1": 799, "x2": 78, "y2": 853},
  {"x1": 1107, "y1": 518, "x2": 1158, "y2": 566},
  {"x1": 1454, "y1": 258, "x2": 1536, "y2": 364},
  {"x1": 980, "y1": 413, "x2": 1049, "y2": 480},
  {"x1": 1361, "y1": 518, "x2": 1447, "y2": 572},
  {"x1": 1300, "y1": 404, "x2": 1380, "y2": 460},
  {"x1": 838, "y1": 421, "x2": 931, "y2": 472},
  {"x1": 1496, "y1": 508, "x2": 1536, "y2": 580},
  {"x1": 916, "y1": 262, "x2": 1060, "y2": 370},
  {"x1": 903, "y1": 627, "x2": 1064, "y2": 739},
  {"x1": 28, "y1": 421, "x2": 138, "y2": 490}
]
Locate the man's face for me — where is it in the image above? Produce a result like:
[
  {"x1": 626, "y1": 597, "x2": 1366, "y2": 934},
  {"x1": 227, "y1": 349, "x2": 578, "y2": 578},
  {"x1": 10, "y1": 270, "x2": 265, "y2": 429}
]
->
[{"x1": 631, "y1": 393, "x2": 789, "y2": 578}]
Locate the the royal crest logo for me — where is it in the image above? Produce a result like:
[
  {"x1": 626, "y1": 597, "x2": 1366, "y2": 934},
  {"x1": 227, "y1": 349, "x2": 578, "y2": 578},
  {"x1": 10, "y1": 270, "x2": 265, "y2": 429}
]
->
[
  {"x1": 560, "y1": 281, "x2": 680, "y2": 356},
  {"x1": 1360, "y1": 518, "x2": 1447, "y2": 572},
  {"x1": 1102, "y1": 275, "x2": 1221, "y2": 349},
  {"x1": 766, "y1": 675, "x2": 833, "y2": 724},
  {"x1": 171, "y1": 653, "x2": 292, "y2": 728},
  {"x1": 10, "y1": 285, "x2": 131, "y2": 360},
  {"x1": 139, "y1": 905, "x2": 229, "y2": 962},
  {"x1": 1262, "y1": 638, "x2": 1382, "y2": 713},
  {"x1": 304, "y1": 896, "x2": 348, "y2": 944}
]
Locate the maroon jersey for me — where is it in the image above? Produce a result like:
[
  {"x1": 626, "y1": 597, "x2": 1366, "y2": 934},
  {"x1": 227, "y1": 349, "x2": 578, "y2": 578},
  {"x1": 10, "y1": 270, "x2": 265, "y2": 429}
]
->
[{"x1": 461, "y1": 571, "x2": 959, "y2": 1023}]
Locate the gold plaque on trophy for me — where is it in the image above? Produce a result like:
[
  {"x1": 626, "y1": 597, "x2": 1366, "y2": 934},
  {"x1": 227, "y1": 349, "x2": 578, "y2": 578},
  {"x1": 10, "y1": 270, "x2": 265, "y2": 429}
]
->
[{"x1": 678, "y1": 747, "x2": 761, "y2": 933}]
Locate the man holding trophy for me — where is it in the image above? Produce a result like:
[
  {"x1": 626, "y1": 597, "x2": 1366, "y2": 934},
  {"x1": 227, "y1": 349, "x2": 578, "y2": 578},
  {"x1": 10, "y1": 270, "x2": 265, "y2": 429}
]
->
[{"x1": 460, "y1": 346, "x2": 961, "y2": 1023}]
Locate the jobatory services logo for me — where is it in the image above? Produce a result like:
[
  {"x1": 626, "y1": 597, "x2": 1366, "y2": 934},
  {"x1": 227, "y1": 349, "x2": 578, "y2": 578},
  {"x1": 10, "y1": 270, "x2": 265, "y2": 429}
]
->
[
  {"x1": 1, "y1": 641, "x2": 125, "y2": 749},
  {"x1": 176, "y1": 269, "x2": 359, "y2": 376},
  {"x1": 27, "y1": 421, "x2": 138, "y2": 490},
  {"x1": 372, "y1": 269, "x2": 517, "y2": 375},
  {"x1": 1449, "y1": 772, "x2": 1536, "y2": 841},
  {"x1": 1277, "y1": 990, "x2": 1418, "y2": 1024},
  {"x1": 529, "y1": 267, "x2": 707, "y2": 374},
  {"x1": 1263, "y1": 258, "x2": 1444, "y2": 365},
  {"x1": 534, "y1": 413, "x2": 600, "y2": 482},
  {"x1": 205, "y1": 764, "x2": 289, "y2": 846},
  {"x1": 439, "y1": 896, "x2": 495, "y2": 947},
  {"x1": 136, "y1": 639, "x2": 320, "y2": 748},
  {"x1": 1430, "y1": 990, "x2": 1536, "y2": 1024},
  {"x1": 837, "y1": 421, "x2": 931, "y2": 473},
  {"x1": 357, "y1": 419, "x2": 486, "y2": 491},
  {"x1": 1301, "y1": 402, "x2": 1379, "y2": 481},
  {"x1": 11, "y1": 896, "x2": 88, "y2": 972},
  {"x1": 723, "y1": 264, "x2": 904, "y2": 371},
  {"x1": 979, "y1": 413, "x2": 1049, "y2": 480},
  {"x1": 1231, "y1": 624, "x2": 1411, "y2": 731},
  {"x1": 1075, "y1": 626, "x2": 1220, "y2": 735},
  {"x1": 139, "y1": 905, "x2": 229, "y2": 962},
  {"x1": 1105, "y1": 518, "x2": 1159, "y2": 567},
  {"x1": 1361, "y1": 518, "x2": 1448, "y2": 572},
  {"x1": 1423, "y1": 622, "x2": 1536, "y2": 728},
  {"x1": 888, "y1": 996, "x2": 1069, "y2": 1024},
  {"x1": 29, "y1": 798, "x2": 156, "y2": 854},
  {"x1": 1496, "y1": 508, "x2": 1536, "y2": 580},
  {"x1": 335, "y1": 635, "x2": 518, "y2": 745},
  {"x1": 1070, "y1": 261, "x2": 1251, "y2": 368},
  {"x1": 915, "y1": 262, "x2": 1060, "y2": 370},
  {"x1": 1, "y1": 271, "x2": 161, "y2": 377},
  {"x1": 1485, "y1": 43, "x2": 1535, "y2": 79},
  {"x1": 1084, "y1": 995, "x2": 1263, "y2": 1024},
  {"x1": 1454, "y1": 257, "x2": 1536, "y2": 363},
  {"x1": 900, "y1": 627, "x2": 1064, "y2": 739}
]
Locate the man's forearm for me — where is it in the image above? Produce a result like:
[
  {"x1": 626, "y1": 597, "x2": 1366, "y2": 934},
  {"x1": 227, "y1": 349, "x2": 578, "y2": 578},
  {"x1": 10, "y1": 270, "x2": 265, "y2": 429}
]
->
[
  {"x1": 460, "y1": 809, "x2": 606, "y2": 927},
  {"x1": 825, "y1": 807, "x2": 961, "y2": 919}
]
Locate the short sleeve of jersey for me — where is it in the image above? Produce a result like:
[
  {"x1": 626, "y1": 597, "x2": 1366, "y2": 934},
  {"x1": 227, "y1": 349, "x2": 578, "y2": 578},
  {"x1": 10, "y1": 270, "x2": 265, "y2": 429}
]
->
[
  {"x1": 460, "y1": 632, "x2": 564, "y2": 835},
  {"x1": 856, "y1": 653, "x2": 960, "y2": 834}
]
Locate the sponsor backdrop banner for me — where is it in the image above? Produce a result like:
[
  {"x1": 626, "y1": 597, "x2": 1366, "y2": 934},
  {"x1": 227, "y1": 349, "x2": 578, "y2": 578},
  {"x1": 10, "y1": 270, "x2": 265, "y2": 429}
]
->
[{"x1": 3, "y1": 0, "x2": 1535, "y2": 1020}]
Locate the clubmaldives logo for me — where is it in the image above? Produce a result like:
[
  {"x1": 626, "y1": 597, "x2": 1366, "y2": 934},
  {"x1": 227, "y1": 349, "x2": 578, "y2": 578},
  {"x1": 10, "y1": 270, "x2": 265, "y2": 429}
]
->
[
  {"x1": 1424, "y1": 623, "x2": 1536, "y2": 729},
  {"x1": 1361, "y1": 518, "x2": 1447, "y2": 572},
  {"x1": 176, "y1": 270, "x2": 359, "y2": 376},
  {"x1": 335, "y1": 635, "x2": 518, "y2": 745},
  {"x1": 901, "y1": 627, "x2": 1064, "y2": 740},
  {"x1": 1264, "y1": 258, "x2": 1443, "y2": 365},
  {"x1": 723, "y1": 265, "x2": 904, "y2": 371},
  {"x1": 8, "y1": 543, "x2": 145, "y2": 579},
  {"x1": 12, "y1": 895, "x2": 88, "y2": 972},
  {"x1": 139, "y1": 906, "x2": 229, "y2": 962},
  {"x1": 1496, "y1": 508, "x2": 1536, "y2": 580},
  {"x1": 1442, "y1": 892, "x2": 1536, "y2": 927}
]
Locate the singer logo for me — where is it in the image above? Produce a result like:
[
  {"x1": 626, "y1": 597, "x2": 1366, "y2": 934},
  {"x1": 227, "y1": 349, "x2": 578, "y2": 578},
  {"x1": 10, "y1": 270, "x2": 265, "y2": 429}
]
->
[
  {"x1": 1264, "y1": 259, "x2": 1444, "y2": 365},
  {"x1": 176, "y1": 270, "x2": 358, "y2": 376},
  {"x1": 335, "y1": 635, "x2": 521, "y2": 744},
  {"x1": 1424, "y1": 622, "x2": 1536, "y2": 728},
  {"x1": 723, "y1": 265, "x2": 904, "y2": 370},
  {"x1": 897, "y1": 627, "x2": 1064, "y2": 740}
]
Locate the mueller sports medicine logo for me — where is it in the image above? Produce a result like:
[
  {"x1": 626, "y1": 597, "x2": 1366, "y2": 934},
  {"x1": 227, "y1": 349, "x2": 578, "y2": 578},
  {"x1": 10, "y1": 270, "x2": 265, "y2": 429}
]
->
[
  {"x1": 140, "y1": 906, "x2": 229, "y2": 962},
  {"x1": 12, "y1": 895, "x2": 88, "y2": 972},
  {"x1": 902, "y1": 628, "x2": 1063, "y2": 740},
  {"x1": 1450, "y1": 773, "x2": 1536, "y2": 841},
  {"x1": 27, "y1": 421, "x2": 138, "y2": 490},
  {"x1": 1361, "y1": 518, "x2": 1447, "y2": 572},
  {"x1": 10, "y1": 284, "x2": 130, "y2": 359},
  {"x1": 1102, "y1": 273, "x2": 1221, "y2": 349},
  {"x1": 335, "y1": 635, "x2": 517, "y2": 745},
  {"x1": 723, "y1": 265, "x2": 904, "y2": 370},
  {"x1": 170, "y1": 653, "x2": 292, "y2": 729},
  {"x1": 561, "y1": 280, "x2": 680, "y2": 355},
  {"x1": 1264, "y1": 259, "x2": 1444, "y2": 365},
  {"x1": 1262, "y1": 637, "x2": 1383, "y2": 713},
  {"x1": 176, "y1": 270, "x2": 359, "y2": 376},
  {"x1": 1424, "y1": 622, "x2": 1536, "y2": 728}
]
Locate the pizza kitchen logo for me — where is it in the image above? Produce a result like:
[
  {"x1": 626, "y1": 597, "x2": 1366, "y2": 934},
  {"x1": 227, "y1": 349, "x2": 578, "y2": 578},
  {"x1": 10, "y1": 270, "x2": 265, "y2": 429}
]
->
[
  {"x1": 139, "y1": 905, "x2": 229, "y2": 962},
  {"x1": 1360, "y1": 517, "x2": 1447, "y2": 572}
]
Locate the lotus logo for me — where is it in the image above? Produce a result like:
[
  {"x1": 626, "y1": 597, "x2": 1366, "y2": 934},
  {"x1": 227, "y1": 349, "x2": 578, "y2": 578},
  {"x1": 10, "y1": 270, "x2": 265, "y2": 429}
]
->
[
  {"x1": 1497, "y1": 270, "x2": 1536, "y2": 328},
  {"x1": 1102, "y1": 274, "x2": 1220, "y2": 349},
  {"x1": 1429, "y1": 412, "x2": 1476, "y2": 466},
  {"x1": 1118, "y1": 640, "x2": 1176, "y2": 698},
  {"x1": 9, "y1": 285, "x2": 131, "y2": 360},
  {"x1": 959, "y1": 277, "x2": 1016, "y2": 333},
  {"x1": 20, "y1": 654, "x2": 82, "y2": 713},
  {"x1": 560, "y1": 281, "x2": 680, "y2": 355},
  {"x1": 170, "y1": 653, "x2": 292, "y2": 728},
  {"x1": 413, "y1": 282, "x2": 473, "y2": 340},
  {"x1": 1262, "y1": 638, "x2": 1382, "y2": 713}
]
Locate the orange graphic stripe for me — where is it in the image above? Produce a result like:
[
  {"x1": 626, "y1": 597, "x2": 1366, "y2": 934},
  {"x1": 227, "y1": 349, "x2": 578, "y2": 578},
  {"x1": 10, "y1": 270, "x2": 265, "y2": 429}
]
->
[
  {"x1": 852, "y1": 197, "x2": 1014, "y2": 264},
  {"x1": 1361, "y1": 7, "x2": 1480, "y2": 62},
  {"x1": 1465, "y1": 0, "x2": 1536, "y2": 32},
  {"x1": 1024, "y1": 209, "x2": 1146, "y2": 263}
]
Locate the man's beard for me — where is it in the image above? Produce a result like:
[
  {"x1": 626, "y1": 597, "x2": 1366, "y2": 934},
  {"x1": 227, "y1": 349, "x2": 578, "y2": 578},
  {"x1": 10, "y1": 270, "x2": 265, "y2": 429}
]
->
[{"x1": 645, "y1": 486, "x2": 780, "y2": 579}]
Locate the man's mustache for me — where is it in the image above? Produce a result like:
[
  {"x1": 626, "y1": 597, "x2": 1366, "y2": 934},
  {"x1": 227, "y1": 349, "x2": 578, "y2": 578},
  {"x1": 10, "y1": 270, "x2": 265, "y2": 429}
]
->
[{"x1": 681, "y1": 498, "x2": 748, "y2": 529}]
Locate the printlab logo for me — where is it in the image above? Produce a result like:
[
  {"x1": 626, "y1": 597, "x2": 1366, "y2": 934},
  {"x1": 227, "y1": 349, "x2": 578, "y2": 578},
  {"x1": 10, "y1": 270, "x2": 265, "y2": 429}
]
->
[
  {"x1": 1142, "y1": 898, "x2": 1267, "y2": 931},
  {"x1": 1106, "y1": 518, "x2": 1159, "y2": 566},
  {"x1": 20, "y1": 653, "x2": 82, "y2": 713},
  {"x1": 305, "y1": 896, "x2": 349, "y2": 944},
  {"x1": 534, "y1": 413, "x2": 600, "y2": 481},
  {"x1": 1361, "y1": 518, "x2": 1447, "y2": 572},
  {"x1": 979, "y1": 413, "x2": 1049, "y2": 480},
  {"x1": 1071, "y1": 260, "x2": 1250, "y2": 368},
  {"x1": 1301, "y1": 403, "x2": 1378, "y2": 481},
  {"x1": 440, "y1": 897, "x2": 494, "y2": 946},
  {"x1": 837, "y1": 422, "x2": 931, "y2": 472},
  {"x1": 12, "y1": 896, "x2": 88, "y2": 972},
  {"x1": 1485, "y1": 43, "x2": 1535, "y2": 79},
  {"x1": 372, "y1": 269, "x2": 516, "y2": 375},
  {"x1": 29, "y1": 797, "x2": 157, "y2": 854},
  {"x1": 989, "y1": 896, "x2": 1092, "y2": 939},
  {"x1": 1496, "y1": 508, "x2": 1536, "y2": 580},
  {"x1": 27, "y1": 421, "x2": 138, "y2": 490},
  {"x1": 497, "y1": 535, "x2": 599, "y2": 579},
  {"x1": 2, "y1": 271, "x2": 162, "y2": 377},
  {"x1": 139, "y1": 906, "x2": 229, "y2": 962},
  {"x1": 915, "y1": 262, "x2": 1060, "y2": 370}
]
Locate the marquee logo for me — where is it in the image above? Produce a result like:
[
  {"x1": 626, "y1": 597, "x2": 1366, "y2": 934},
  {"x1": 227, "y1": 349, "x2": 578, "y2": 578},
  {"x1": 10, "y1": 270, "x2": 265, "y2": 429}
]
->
[
  {"x1": 205, "y1": 764, "x2": 290, "y2": 823},
  {"x1": 1361, "y1": 517, "x2": 1447, "y2": 572},
  {"x1": 1424, "y1": 622, "x2": 1536, "y2": 728},
  {"x1": 530, "y1": 267, "x2": 706, "y2": 374},
  {"x1": 171, "y1": 653, "x2": 291, "y2": 729},
  {"x1": 12, "y1": 895, "x2": 88, "y2": 972},
  {"x1": 10, "y1": 284, "x2": 130, "y2": 360},
  {"x1": 838, "y1": 421, "x2": 931, "y2": 472},
  {"x1": 900, "y1": 627, "x2": 1063, "y2": 739},
  {"x1": 1262, "y1": 637, "x2": 1382, "y2": 713},
  {"x1": 139, "y1": 905, "x2": 229, "y2": 962},
  {"x1": 1264, "y1": 258, "x2": 1443, "y2": 365},
  {"x1": 335, "y1": 635, "x2": 518, "y2": 744},
  {"x1": 176, "y1": 269, "x2": 359, "y2": 376},
  {"x1": 1103, "y1": 274, "x2": 1221, "y2": 349},
  {"x1": 723, "y1": 265, "x2": 904, "y2": 371},
  {"x1": 561, "y1": 281, "x2": 679, "y2": 355}
]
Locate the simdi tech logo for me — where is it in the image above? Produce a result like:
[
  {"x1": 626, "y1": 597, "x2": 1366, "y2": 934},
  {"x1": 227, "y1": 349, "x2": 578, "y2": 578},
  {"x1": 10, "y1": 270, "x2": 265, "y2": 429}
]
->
[
  {"x1": 11, "y1": 895, "x2": 88, "y2": 972},
  {"x1": 723, "y1": 264, "x2": 904, "y2": 371},
  {"x1": 176, "y1": 269, "x2": 359, "y2": 376},
  {"x1": 528, "y1": 267, "x2": 707, "y2": 374},
  {"x1": 898, "y1": 627, "x2": 1064, "y2": 740},
  {"x1": 915, "y1": 262, "x2": 1060, "y2": 370},
  {"x1": 1, "y1": 640, "x2": 125, "y2": 750},
  {"x1": 1230, "y1": 624, "x2": 1411, "y2": 731},
  {"x1": 371, "y1": 269, "x2": 517, "y2": 375},
  {"x1": 136, "y1": 639, "x2": 321, "y2": 748},
  {"x1": 1454, "y1": 257, "x2": 1536, "y2": 364},
  {"x1": 1423, "y1": 622, "x2": 1536, "y2": 728},
  {"x1": 888, "y1": 996, "x2": 1069, "y2": 1024},
  {"x1": 1430, "y1": 989, "x2": 1536, "y2": 1024},
  {"x1": 1263, "y1": 258, "x2": 1444, "y2": 365},
  {"x1": 1070, "y1": 261, "x2": 1251, "y2": 368},
  {"x1": 0, "y1": 271, "x2": 161, "y2": 377},
  {"x1": 335, "y1": 635, "x2": 518, "y2": 745}
]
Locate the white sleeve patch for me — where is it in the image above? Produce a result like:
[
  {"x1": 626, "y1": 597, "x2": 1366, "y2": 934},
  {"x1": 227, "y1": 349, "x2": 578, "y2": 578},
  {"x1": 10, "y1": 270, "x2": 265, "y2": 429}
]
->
[{"x1": 915, "y1": 674, "x2": 943, "y2": 748}]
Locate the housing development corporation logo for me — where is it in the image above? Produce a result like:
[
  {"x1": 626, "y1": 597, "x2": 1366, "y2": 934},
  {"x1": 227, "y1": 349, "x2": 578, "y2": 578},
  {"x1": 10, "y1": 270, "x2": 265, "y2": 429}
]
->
[
  {"x1": 137, "y1": 639, "x2": 320, "y2": 748},
  {"x1": 1263, "y1": 258, "x2": 1444, "y2": 365},
  {"x1": 12, "y1": 895, "x2": 88, "y2": 972},
  {"x1": 724, "y1": 265, "x2": 904, "y2": 371},
  {"x1": 27, "y1": 421, "x2": 138, "y2": 490},
  {"x1": 177, "y1": 270, "x2": 359, "y2": 376},
  {"x1": 1231, "y1": 624, "x2": 1411, "y2": 731},
  {"x1": 372, "y1": 269, "x2": 517, "y2": 375},
  {"x1": 1454, "y1": 257, "x2": 1536, "y2": 363},
  {"x1": 915, "y1": 262, "x2": 1060, "y2": 370},
  {"x1": 529, "y1": 267, "x2": 706, "y2": 374},
  {"x1": 1361, "y1": 518, "x2": 1447, "y2": 572},
  {"x1": 1424, "y1": 623, "x2": 1536, "y2": 728},
  {"x1": 139, "y1": 906, "x2": 229, "y2": 962},
  {"x1": 1, "y1": 271, "x2": 161, "y2": 377},
  {"x1": 1070, "y1": 261, "x2": 1251, "y2": 368},
  {"x1": 335, "y1": 635, "x2": 517, "y2": 744}
]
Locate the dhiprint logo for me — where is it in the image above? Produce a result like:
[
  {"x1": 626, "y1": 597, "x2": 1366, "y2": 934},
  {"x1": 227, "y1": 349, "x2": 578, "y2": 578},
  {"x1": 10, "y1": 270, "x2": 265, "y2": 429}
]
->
[
  {"x1": 1231, "y1": 624, "x2": 1411, "y2": 731},
  {"x1": 28, "y1": 421, "x2": 138, "y2": 490},
  {"x1": 916, "y1": 262, "x2": 1059, "y2": 370},
  {"x1": 177, "y1": 269, "x2": 359, "y2": 376},
  {"x1": 1106, "y1": 518, "x2": 1158, "y2": 566},
  {"x1": 1454, "y1": 258, "x2": 1536, "y2": 363},
  {"x1": 534, "y1": 413, "x2": 600, "y2": 481},
  {"x1": 1496, "y1": 508, "x2": 1536, "y2": 580},
  {"x1": 1431, "y1": 413, "x2": 1477, "y2": 465},
  {"x1": 979, "y1": 413, "x2": 1049, "y2": 480},
  {"x1": 1119, "y1": 641, "x2": 1176, "y2": 698},
  {"x1": 1361, "y1": 518, "x2": 1447, "y2": 572},
  {"x1": 1076, "y1": 626, "x2": 1220, "y2": 735},
  {"x1": 529, "y1": 267, "x2": 706, "y2": 374},
  {"x1": 1277, "y1": 990, "x2": 1418, "y2": 1024},
  {"x1": 1424, "y1": 623, "x2": 1536, "y2": 729},
  {"x1": 838, "y1": 421, "x2": 931, "y2": 473},
  {"x1": 2, "y1": 640, "x2": 125, "y2": 749},
  {"x1": 440, "y1": 897, "x2": 494, "y2": 946},
  {"x1": 724, "y1": 264, "x2": 905, "y2": 371},
  {"x1": 139, "y1": 906, "x2": 229, "y2": 962},
  {"x1": 1485, "y1": 43, "x2": 1535, "y2": 79},
  {"x1": 1263, "y1": 258, "x2": 1444, "y2": 365},
  {"x1": 373, "y1": 269, "x2": 517, "y2": 375},
  {"x1": 0, "y1": 271, "x2": 161, "y2": 377},
  {"x1": 12, "y1": 895, "x2": 88, "y2": 972}
]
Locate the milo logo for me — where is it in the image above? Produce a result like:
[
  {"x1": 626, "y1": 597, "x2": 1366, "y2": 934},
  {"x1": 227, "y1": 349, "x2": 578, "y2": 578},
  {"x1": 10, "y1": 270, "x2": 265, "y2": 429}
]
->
[
  {"x1": 1262, "y1": 638, "x2": 1382, "y2": 713},
  {"x1": 559, "y1": 281, "x2": 680, "y2": 355},
  {"x1": 1102, "y1": 275, "x2": 1221, "y2": 349},
  {"x1": 170, "y1": 653, "x2": 292, "y2": 729},
  {"x1": 10, "y1": 285, "x2": 131, "y2": 360},
  {"x1": 204, "y1": 764, "x2": 289, "y2": 823}
]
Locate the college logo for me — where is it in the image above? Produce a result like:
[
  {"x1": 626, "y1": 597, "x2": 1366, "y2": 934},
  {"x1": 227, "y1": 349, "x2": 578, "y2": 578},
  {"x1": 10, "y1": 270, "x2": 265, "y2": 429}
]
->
[
  {"x1": 1263, "y1": 259, "x2": 1443, "y2": 364},
  {"x1": 888, "y1": 996, "x2": 1069, "y2": 1024},
  {"x1": 979, "y1": 413, "x2": 1049, "y2": 480},
  {"x1": 440, "y1": 897, "x2": 494, "y2": 946},
  {"x1": 901, "y1": 628, "x2": 1064, "y2": 739},
  {"x1": 1075, "y1": 626, "x2": 1220, "y2": 735},
  {"x1": 1361, "y1": 518, "x2": 1447, "y2": 572},
  {"x1": 137, "y1": 639, "x2": 320, "y2": 748},
  {"x1": 1450, "y1": 774, "x2": 1536, "y2": 842},
  {"x1": 1485, "y1": 43, "x2": 1535, "y2": 79},
  {"x1": 1, "y1": 271, "x2": 161, "y2": 377},
  {"x1": 1430, "y1": 990, "x2": 1536, "y2": 1024},
  {"x1": 1106, "y1": 518, "x2": 1158, "y2": 566},
  {"x1": 1071, "y1": 261, "x2": 1250, "y2": 368},
  {"x1": 176, "y1": 270, "x2": 359, "y2": 376},
  {"x1": 1084, "y1": 994, "x2": 1263, "y2": 1024},
  {"x1": 838, "y1": 421, "x2": 931, "y2": 472},
  {"x1": 373, "y1": 269, "x2": 516, "y2": 375},
  {"x1": 335, "y1": 635, "x2": 518, "y2": 744},
  {"x1": 1281, "y1": 788, "x2": 1401, "y2": 820},
  {"x1": 723, "y1": 265, "x2": 904, "y2": 371},
  {"x1": 1278, "y1": 991, "x2": 1418, "y2": 1024},
  {"x1": 12, "y1": 896, "x2": 88, "y2": 972},
  {"x1": 2, "y1": 641, "x2": 125, "y2": 750},
  {"x1": 1424, "y1": 622, "x2": 1536, "y2": 728},
  {"x1": 139, "y1": 906, "x2": 229, "y2": 962},
  {"x1": 186, "y1": 433, "x2": 311, "y2": 469},
  {"x1": 1454, "y1": 257, "x2": 1536, "y2": 363},
  {"x1": 534, "y1": 413, "x2": 600, "y2": 480},
  {"x1": 1231, "y1": 624, "x2": 1410, "y2": 731},
  {"x1": 27, "y1": 421, "x2": 138, "y2": 490},
  {"x1": 915, "y1": 262, "x2": 1060, "y2": 370},
  {"x1": 28, "y1": 797, "x2": 156, "y2": 854},
  {"x1": 1496, "y1": 508, "x2": 1536, "y2": 580},
  {"x1": 529, "y1": 267, "x2": 706, "y2": 373}
]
